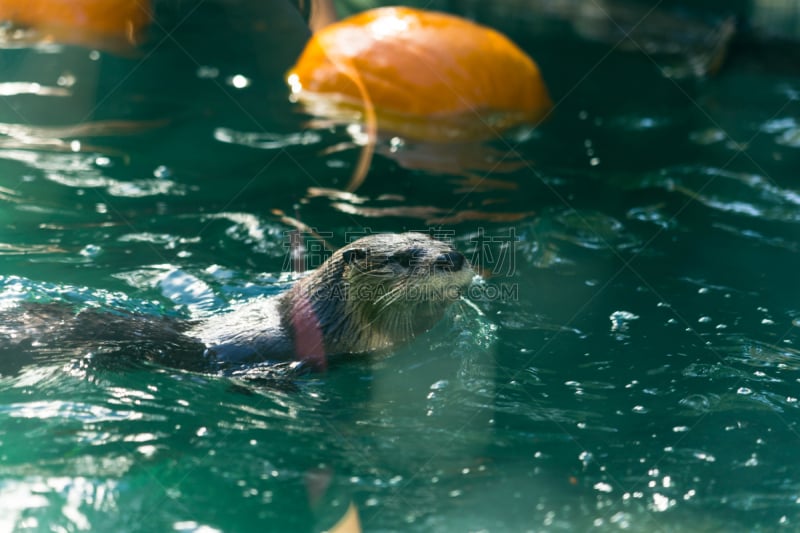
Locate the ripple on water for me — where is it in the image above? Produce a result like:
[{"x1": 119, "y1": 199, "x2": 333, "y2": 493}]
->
[
  {"x1": 0, "y1": 401, "x2": 150, "y2": 423},
  {"x1": 548, "y1": 208, "x2": 642, "y2": 251},
  {"x1": 718, "y1": 335, "x2": 800, "y2": 371},
  {"x1": 645, "y1": 166, "x2": 800, "y2": 223},
  {"x1": 0, "y1": 477, "x2": 119, "y2": 531},
  {"x1": 678, "y1": 393, "x2": 721, "y2": 415},
  {"x1": 213, "y1": 128, "x2": 322, "y2": 150},
  {"x1": 0, "y1": 275, "x2": 177, "y2": 315},
  {"x1": 760, "y1": 117, "x2": 800, "y2": 148},
  {"x1": 626, "y1": 203, "x2": 680, "y2": 230},
  {"x1": 518, "y1": 207, "x2": 643, "y2": 272},
  {"x1": 0, "y1": 150, "x2": 188, "y2": 197}
]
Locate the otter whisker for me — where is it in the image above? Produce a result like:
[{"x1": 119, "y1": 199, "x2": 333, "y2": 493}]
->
[
  {"x1": 374, "y1": 285, "x2": 403, "y2": 306},
  {"x1": 376, "y1": 282, "x2": 412, "y2": 310}
]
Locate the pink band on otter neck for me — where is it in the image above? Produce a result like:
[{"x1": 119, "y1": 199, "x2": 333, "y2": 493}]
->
[{"x1": 290, "y1": 293, "x2": 328, "y2": 372}]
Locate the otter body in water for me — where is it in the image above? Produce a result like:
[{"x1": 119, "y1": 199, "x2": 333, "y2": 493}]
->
[
  {"x1": 1, "y1": 233, "x2": 474, "y2": 374},
  {"x1": 193, "y1": 232, "x2": 474, "y2": 371}
]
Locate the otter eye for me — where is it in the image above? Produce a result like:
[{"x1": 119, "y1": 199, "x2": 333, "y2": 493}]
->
[
  {"x1": 434, "y1": 251, "x2": 465, "y2": 272},
  {"x1": 393, "y1": 252, "x2": 411, "y2": 268},
  {"x1": 392, "y1": 248, "x2": 424, "y2": 268},
  {"x1": 342, "y1": 248, "x2": 368, "y2": 264}
]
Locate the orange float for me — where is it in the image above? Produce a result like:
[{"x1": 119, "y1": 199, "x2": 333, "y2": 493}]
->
[
  {"x1": 287, "y1": 6, "x2": 552, "y2": 142},
  {"x1": 0, "y1": 0, "x2": 151, "y2": 51}
]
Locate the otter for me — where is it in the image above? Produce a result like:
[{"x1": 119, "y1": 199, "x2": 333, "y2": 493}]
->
[
  {"x1": 0, "y1": 233, "x2": 474, "y2": 375},
  {"x1": 193, "y1": 232, "x2": 474, "y2": 371}
]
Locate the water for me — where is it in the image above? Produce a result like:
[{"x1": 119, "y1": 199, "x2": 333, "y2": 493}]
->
[{"x1": 1, "y1": 0, "x2": 799, "y2": 531}]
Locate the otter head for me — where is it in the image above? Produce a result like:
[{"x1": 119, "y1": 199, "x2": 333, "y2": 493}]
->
[{"x1": 285, "y1": 232, "x2": 474, "y2": 358}]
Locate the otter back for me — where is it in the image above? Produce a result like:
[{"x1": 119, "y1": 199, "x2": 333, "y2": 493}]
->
[{"x1": 0, "y1": 303, "x2": 207, "y2": 375}]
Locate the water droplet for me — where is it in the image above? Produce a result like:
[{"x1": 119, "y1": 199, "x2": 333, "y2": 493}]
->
[
  {"x1": 693, "y1": 452, "x2": 715, "y2": 462},
  {"x1": 429, "y1": 380, "x2": 448, "y2": 390},
  {"x1": 196, "y1": 65, "x2": 220, "y2": 79},
  {"x1": 389, "y1": 136, "x2": 405, "y2": 153},
  {"x1": 57, "y1": 72, "x2": 76, "y2": 87},
  {"x1": 594, "y1": 482, "x2": 613, "y2": 493},
  {"x1": 228, "y1": 74, "x2": 251, "y2": 89},
  {"x1": 154, "y1": 165, "x2": 172, "y2": 179},
  {"x1": 610, "y1": 310, "x2": 639, "y2": 332},
  {"x1": 80, "y1": 244, "x2": 101, "y2": 258},
  {"x1": 689, "y1": 128, "x2": 726, "y2": 145}
]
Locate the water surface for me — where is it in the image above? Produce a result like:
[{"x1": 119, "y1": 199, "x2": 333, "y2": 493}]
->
[{"x1": 1, "y1": 1, "x2": 799, "y2": 531}]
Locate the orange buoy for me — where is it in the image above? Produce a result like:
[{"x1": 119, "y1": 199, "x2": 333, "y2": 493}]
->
[
  {"x1": 0, "y1": 0, "x2": 151, "y2": 50},
  {"x1": 287, "y1": 6, "x2": 552, "y2": 142}
]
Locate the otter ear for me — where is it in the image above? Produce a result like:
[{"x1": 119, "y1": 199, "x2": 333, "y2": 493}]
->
[{"x1": 342, "y1": 248, "x2": 368, "y2": 264}]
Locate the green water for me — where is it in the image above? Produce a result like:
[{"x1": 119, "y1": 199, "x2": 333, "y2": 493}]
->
[{"x1": 1, "y1": 0, "x2": 800, "y2": 531}]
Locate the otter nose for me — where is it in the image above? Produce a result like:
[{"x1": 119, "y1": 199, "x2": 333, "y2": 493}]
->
[{"x1": 434, "y1": 251, "x2": 465, "y2": 272}]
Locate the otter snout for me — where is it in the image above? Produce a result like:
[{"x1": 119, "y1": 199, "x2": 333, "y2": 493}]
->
[{"x1": 434, "y1": 251, "x2": 466, "y2": 272}]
